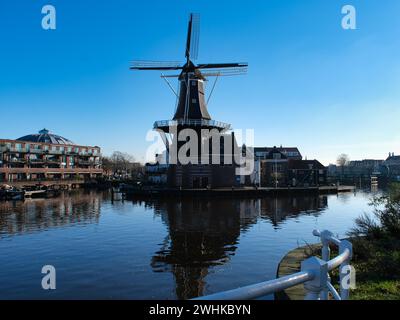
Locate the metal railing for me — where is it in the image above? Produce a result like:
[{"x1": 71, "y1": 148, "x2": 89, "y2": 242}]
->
[
  {"x1": 193, "y1": 229, "x2": 353, "y2": 300},
  {"x1": 48, "y1": 149, "x2": 63, "y2": 155},
  {"x1": 154, "y1": 119, "x2": 231, "y2": 130},
  {"x1": 30, "y1": 148, "x2": 44, "y2": 154}
]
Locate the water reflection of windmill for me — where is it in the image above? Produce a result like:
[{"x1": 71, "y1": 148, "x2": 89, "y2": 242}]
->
[
  {"x1": 131, "y1": 13, "x2": 248, "y2": 188},
  {"x1": 149, "y1": 198, "x2": 258, "y2": 299}
]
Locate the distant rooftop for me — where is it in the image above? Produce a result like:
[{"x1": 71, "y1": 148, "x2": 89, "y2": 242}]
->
[
  {"x1": 16, "y1": 129, "x2": 75, "y2": 145},
  {"x1": 254, "y1": 146, "x2": 302, "y2": 159},
  {"x1": 386, "y1": 155, "x2": 400, "y2": 162}
]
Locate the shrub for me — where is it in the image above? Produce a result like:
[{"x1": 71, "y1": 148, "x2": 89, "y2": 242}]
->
[{"x1": 348, "y1": 183, "x2": 400, "y2": 241}]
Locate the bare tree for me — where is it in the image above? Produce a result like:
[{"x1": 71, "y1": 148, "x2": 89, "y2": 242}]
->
[
  {"x1": 102, "y1": 151, "x2": 142, "y2": 179},
  {"x1": 337, "y1": 154, "x2": 350, "y2": 176}
]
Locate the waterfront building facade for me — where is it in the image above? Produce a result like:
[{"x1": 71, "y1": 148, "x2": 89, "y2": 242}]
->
[
  {"x1": 247, "y1": 146, "x2": 327, "y2": 187},
  {"x1": 382, "y1": 153, "x2": 400, "y2": 181},
  {"x1": 344, "y1": 159, "x2": 383, "y2": 178},
  {"x1": 327, "y1": 158, "x2": 389, "y2": 181},
  {"x1": 0, "y1": 129, "x2": 102, "y2": 184},
  {"x1": 258, "y1": 148, "x2": 326, "y2": 187},
  {"x1": 287, "y1": 159, "x2": 327, "y2": 187}
]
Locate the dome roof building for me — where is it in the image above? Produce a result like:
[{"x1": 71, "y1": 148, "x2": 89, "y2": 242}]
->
[
  {"x1": 16, "y1": 129, "x2": 74, "y2": 145},
  {"x1": 0, "y1": 129, "x2": 102, "y2": 184}
]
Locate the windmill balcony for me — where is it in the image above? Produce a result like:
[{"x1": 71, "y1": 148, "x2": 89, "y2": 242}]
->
[{"x1": 154, "y1": 119, "x2": 231, "y2": 131}]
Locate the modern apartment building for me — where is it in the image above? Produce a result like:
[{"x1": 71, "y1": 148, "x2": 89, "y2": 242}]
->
[{"x1": 0, "y1": 129, "x2": 102, "y2": 183}]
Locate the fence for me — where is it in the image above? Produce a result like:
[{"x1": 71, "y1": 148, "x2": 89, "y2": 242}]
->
[{"x1": 193, "y1": 229, "x2": 353, "y2": 300}]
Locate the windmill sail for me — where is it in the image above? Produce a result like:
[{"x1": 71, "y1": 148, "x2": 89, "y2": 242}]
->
[{"x1": 130, "y1": 13, "x2": 248, "y2": 131}]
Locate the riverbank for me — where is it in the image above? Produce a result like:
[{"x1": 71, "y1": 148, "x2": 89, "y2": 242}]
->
[
  {"x1": 122, "y1": 185, "x2": 355, "y2": 198},
  {"x1": 275, "y1": 243, "x2": 321, "y2": 300}
]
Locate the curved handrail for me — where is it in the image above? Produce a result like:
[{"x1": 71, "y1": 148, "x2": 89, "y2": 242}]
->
[
  {"x1": 192, "y1": 229, "x2": 353, "y2": 300},
  {"x1": 328, "y1": 248, "x2": 350, "y2": 271},
  {"x1": 193, "y1": 271, "x2": 313, "y2": 300}
]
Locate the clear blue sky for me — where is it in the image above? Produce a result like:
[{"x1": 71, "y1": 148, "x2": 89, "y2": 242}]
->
[{"x1": 1, "y1": 0, "x2": 399, "y2": 165}]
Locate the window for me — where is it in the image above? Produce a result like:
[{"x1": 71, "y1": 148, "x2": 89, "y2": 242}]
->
[
  {"x1": 191, "y1": 98, "x2": 197, "y2": 104},
  {"x1": 273, "y1": 153, "x2": 281, "y2": 160}
]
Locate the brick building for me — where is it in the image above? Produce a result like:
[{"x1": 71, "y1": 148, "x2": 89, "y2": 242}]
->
[
  {"x1": 0, "y1": 129, "x2": 102, "y2": 184},
  {"x1": 255, "y1": 147, "x2": 327, "y2": 187}
]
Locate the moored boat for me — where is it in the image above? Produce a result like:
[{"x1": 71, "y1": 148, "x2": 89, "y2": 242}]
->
[
  {"x1": 22, "y1": 185, "x2": 61, "y2": 199},
  {"x1": 0, "y1": 185, "x2": 25, "y2": 201}
]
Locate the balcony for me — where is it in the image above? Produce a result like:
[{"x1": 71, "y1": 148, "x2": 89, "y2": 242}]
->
[
  {"x1": 77, "y1": 160, "x2": 95, "y2": 166},
  {"x1": 30, "y1": 148, "x2": 44, "y2": 154},
  {"x1": 29, "y1": 159, "x2": 45, "y2": 164},
  {"x1": 45, "y1": 159, "x2": 61, "y2": 164},
  {"x1": 10, "y1": 158, "x2": 26, "y2": 163},
  {"x1": 13, "y1": 148, "x2": 28, "y2": 153},
  {"x1": 79, "y1": 151, "x2": 91, "y2": 156},
  {"x1": 154, "y1": 119, "x2": 231, "y2": 131},
  {"x1": 48, "y1": 149, "x2": 64, "y2": 155}
]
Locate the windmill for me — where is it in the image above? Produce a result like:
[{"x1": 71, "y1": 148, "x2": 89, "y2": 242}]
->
[{"x1": 130, "y1": 13, "x2": 248, "y2": 133}]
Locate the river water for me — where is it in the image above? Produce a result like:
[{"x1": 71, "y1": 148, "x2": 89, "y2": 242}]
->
[{"x1": 0, "y1": 189, "x2": 378, "y2": 299}]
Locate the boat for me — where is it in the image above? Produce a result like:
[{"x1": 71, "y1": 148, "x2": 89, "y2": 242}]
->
[
  {"x1": 7, "y1": 190, "x2": 25, "y2": 200},
  {"x1": 22, "y1": 185, "x2": 61, "y2": 199},
  {"x1": 0, "y1": 186, "x2": 25, "y2": 201}
]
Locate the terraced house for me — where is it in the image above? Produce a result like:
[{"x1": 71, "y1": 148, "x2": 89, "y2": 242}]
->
[{"x1": 0, "y1": 129, "x2": 102, "y2": 184}]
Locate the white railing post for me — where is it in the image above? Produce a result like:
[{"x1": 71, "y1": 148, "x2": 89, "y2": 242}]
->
[
  {"x1": 301, "y1": 256, "x2": 328, "y2": 300},
  {"x1": 339, "y1": 240, "x2": 353, "y2": 300},
  {"x1": 319, "y1": 230, "x2": 333, "y2": 300}
]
